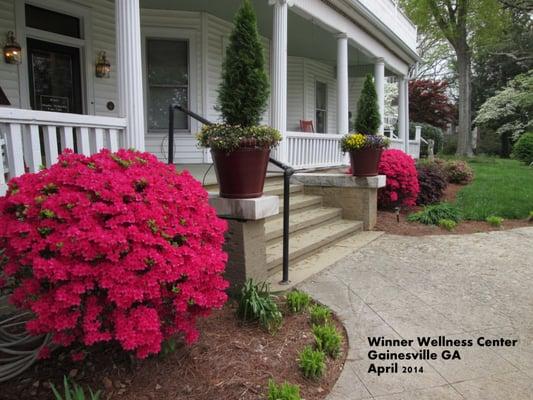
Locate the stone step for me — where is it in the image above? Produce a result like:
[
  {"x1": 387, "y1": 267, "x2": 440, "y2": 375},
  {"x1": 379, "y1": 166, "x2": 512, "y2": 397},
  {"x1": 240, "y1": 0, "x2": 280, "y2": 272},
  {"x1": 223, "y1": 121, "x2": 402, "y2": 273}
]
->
[
  {"x1": 266, "y1": 219, "x2": 364, "y2": 272},
  {"x1": 264, "y1": 207, "x2": 342, "y2": 242}
]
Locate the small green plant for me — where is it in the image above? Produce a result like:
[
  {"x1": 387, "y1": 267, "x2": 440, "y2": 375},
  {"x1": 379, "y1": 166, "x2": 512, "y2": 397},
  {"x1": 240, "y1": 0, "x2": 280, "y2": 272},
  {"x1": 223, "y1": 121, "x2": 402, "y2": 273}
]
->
[
  {"x1": 313, "y1": 324, "x2": 342, "y2": 358},
  {"x1": 407, "y1": 203, "x2": 461, "y2": 225},
  {"x1": 51, "y1": 376, "x2": 101, "y2": 400},
  {"x1": 298, "y1": 346, "x2": 326, "y2": 379},
  {"x1": 528, "y1": 211, "x2": 533, "y2": 222},
  {"x1": 438, "y1": 218, "x2": 457, "y2": 231},
  {"x1": 237, "y1": 279, "x2": 282, "y2": 332},
  {"x1": 486, "y1": 215, "x2": 504, "y2": 227},
  {"x1": 286, "y1": 290, "x2": 311, "y2": 313},
  {"x1": 309, "y1": 304, "x2": 332, "y2": 325},
  {"x1": 267, "y1": 380, "x2": 301, "y2": 400}
]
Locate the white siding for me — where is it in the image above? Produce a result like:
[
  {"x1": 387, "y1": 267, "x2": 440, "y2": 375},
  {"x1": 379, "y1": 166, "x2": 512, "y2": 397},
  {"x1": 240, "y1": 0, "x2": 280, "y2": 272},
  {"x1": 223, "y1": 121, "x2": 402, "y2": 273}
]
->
[
  {"x1": 141, "y1": 9, "x2": 204, "y2": 163},
  {"x1": 205, "y1": 13, "x2": 271, "y2": 125},
  {"x1": 0, "y1": 0, "x2": 18, "y2": 107},
  {"x1": 287, "y1": 57, "x2": 304, "y2": 131}
]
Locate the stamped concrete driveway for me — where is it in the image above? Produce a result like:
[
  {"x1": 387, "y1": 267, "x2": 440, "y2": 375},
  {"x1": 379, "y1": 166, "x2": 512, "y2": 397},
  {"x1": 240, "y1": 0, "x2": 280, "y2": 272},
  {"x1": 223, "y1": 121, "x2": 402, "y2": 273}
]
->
[{"x1": 299, "y1": 227, "x2": 533, "y2": 400}]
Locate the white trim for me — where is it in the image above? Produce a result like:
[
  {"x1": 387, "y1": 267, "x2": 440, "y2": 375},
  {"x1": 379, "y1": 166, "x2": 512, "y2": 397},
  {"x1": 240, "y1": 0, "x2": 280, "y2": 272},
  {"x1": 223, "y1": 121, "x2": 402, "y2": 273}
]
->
[
  {"x1": 0, "y1": 107, "x2": 127, "y2": 128},
  {"x1": 14, "y1": 0, "x2": 96, "y2": 115},
  {"x1": 200, "y1": 12, "x2": 211, "y2": 163},
  {"x1": 141, "y1": 27, "x2": 199, "y2": 136}
]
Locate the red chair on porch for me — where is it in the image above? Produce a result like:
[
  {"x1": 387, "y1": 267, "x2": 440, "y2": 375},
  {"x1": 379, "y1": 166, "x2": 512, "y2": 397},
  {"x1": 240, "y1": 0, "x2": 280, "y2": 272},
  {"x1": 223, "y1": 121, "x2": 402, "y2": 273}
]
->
[{"x1": 299, "y1": 120, "x2": 314, "y2": 133}]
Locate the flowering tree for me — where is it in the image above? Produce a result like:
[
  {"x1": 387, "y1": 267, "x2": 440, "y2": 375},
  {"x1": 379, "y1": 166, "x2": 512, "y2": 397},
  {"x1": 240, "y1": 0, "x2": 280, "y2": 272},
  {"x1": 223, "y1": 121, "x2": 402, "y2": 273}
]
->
[
  {"x1": 409, "y1": 80, "x2": 456, "y2": 129},
  {"x1": 0, "y1": 150, "x2": 228, "y2": 358}
]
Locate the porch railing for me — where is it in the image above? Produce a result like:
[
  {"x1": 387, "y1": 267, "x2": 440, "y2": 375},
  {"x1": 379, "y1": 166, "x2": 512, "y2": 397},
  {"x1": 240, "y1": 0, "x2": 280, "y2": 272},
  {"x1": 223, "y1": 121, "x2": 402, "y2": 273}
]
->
[
  {"x1": 0, "y1": 108, "x2": 127, "y2": 195},
  {"x1": 286, "y1": 132, "x2": 347, "y2": 170}
]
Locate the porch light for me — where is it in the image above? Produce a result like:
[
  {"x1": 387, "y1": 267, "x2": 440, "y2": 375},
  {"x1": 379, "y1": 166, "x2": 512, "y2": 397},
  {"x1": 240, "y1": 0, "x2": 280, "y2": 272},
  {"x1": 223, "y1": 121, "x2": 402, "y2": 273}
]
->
[
  {"x1": 95, "y1": 51, "x2": 111, "y2": 78},
  {"x1": 3, "y1": 31, "x2": 22, "y2": 65}
]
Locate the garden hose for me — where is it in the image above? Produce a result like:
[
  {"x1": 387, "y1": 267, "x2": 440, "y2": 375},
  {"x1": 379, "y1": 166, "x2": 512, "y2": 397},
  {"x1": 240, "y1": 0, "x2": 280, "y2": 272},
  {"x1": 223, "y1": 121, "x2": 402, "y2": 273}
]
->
[{"x1": 0, "y1": 296, "x2": 51, "y2": 382}]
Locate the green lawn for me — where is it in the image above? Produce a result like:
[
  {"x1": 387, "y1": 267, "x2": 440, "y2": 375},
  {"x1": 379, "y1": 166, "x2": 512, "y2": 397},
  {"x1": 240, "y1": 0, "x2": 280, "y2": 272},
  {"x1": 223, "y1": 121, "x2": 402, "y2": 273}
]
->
[{"x1": 454, "y1": 157, "x2": 533, "y2": 220}]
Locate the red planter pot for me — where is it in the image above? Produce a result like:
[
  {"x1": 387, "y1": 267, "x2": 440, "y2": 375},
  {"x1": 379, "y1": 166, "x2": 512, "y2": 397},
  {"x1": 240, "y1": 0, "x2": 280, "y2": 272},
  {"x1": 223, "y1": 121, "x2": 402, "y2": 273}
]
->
[
  {"x1": 211, "y1": 147, "x2": 270, "y2": 199},
  {"x1": 349, "y1": 148, "x2": 383, "y2": 177}
]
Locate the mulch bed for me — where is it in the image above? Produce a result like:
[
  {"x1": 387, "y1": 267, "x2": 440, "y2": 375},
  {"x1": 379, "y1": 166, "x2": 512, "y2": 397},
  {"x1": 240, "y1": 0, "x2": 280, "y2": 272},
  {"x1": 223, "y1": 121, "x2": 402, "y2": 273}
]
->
[
  {"x1": 0, "y1": 302, "x2": 348, "y2": 400},
  {"x1": 375, "y1": 183, "x2": 531, "y2": 236}
]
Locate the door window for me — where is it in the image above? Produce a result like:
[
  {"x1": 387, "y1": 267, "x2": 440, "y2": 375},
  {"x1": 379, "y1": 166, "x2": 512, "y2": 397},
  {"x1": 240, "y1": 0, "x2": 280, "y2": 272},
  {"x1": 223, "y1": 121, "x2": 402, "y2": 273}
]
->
[
  {"x1": 147, "y1": 39, "x2": 189, "y2": 131},
  {"x1": 25, "y1": 4, "x2": 81, "y2": 39},
  {"x1": 316, "y1": 81, "x2": 327, "y2": 133}
]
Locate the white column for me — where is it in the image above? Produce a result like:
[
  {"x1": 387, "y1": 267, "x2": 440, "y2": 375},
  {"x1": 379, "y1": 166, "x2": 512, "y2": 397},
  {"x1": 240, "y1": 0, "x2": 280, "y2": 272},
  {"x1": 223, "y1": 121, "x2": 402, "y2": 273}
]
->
[
  {"x1": 116, "y1": 0, "x2": 145, "y2": 151},
  {"x1": 270, "y1": 0, "x2": 289, "y2": 162},
  {"x1": 398, "y1": 76, "x2": 407, "y2": 152},
  {"x1": 374, "y1": 58, "x2": 385, "y2": 135},
  {"x1": 404, "y1": 78, "x2": 410, "y2": 154},
  {"x1": 336, "y1": 34, "x2": 349, "y2": 135}
]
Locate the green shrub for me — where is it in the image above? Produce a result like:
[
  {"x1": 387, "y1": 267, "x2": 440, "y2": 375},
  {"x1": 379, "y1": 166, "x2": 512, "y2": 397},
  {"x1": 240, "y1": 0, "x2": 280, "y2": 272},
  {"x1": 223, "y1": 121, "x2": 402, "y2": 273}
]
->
[
  {"x1": 411, "y1": 123, "x2": 444, "y2": 157},
  {"x1": 313, "y1": 324, "x2": 342, "y2": 358},
  {"x1": 440, "y1": 135, "x2": 457, "y2": 155},
  {"x1": 355, "y1": 74, "x2": 381, "y2": 135},
  {"x1": 438, "y1": 219, "x2": 457, "y2": 231},
  {"x1": 286, "y1": 290, "x2": 311, "y2": 313},
  {"x1": 298, "y1": 346, "x2": 326, "y2": 379},
  {"x1": 309, "y1": 305, "x2": 332, "y2": 326},
  {"x1": 267, "y1": 380, "x2": 301, "y2": 400},
  {"x1": 529, "y1": 211, "x2": 533, "y2": 222},
  {"x1": 444, "y1": 160, "x2": 474, "y2": 184},
  {"x1": 486, "y1": 215, "x2": 504, "y2": 227},
  {"x1": 51, "y1": 377, "x2": 100, "y2": 400},
  {"x1": 237, "y1": 280, "x2": 282, "y2": 332},
  {"x1": 408, "y1": 203, "x2": 461, "y2": 225},
  {"x1": 512, "y1": 132, "x2": 533, "y2": 165}
]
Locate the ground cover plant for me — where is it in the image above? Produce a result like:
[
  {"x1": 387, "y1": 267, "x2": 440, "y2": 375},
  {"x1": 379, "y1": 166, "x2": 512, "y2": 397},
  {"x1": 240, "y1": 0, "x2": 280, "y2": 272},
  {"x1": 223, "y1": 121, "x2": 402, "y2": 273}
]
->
[
  {"x1": 286, "y1": 290, "x2": 311, "y2": 313},
  {"x1": 298, "y1": 346, "x2": 326, "y2": 380},
  {"x1": 438, "y1": 219, "x2": 457, "y2": 231},
  {"x1": 486, "y1": 215, "x2": 504, "y2": 227},
  {"x1": 51, "y1": 376, "x2": 100, "y2": 400},
  {"x1": 236, "y1": 279, "x2": 282, "y2": 332},
  {"x1": 408, "y1": 203, "x2": 462, "y2": 225},
  {"x1": 454, "y1": 157, "x2": 533, "y2": 220},
  {"x1": 0, "y1": 149, "x2": 228, "y2": 359},
  {"x1": 309, "y1": 305, "x2": 331, "y2": 326},
  {"x1": 267, "y1": 380, "x2": 301, "y2": 400},
  {"x1": 313, "y1": 324, "x2": 342, "y2": 359}
]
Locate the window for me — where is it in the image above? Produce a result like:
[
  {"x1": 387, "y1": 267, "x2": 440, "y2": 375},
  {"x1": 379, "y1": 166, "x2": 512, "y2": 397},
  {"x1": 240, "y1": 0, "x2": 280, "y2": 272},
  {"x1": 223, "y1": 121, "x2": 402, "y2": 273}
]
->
[
  {"x1": 147, "y1": 39, "x2": 189, "y2": 131},
  {"x1": 25, "y1": 5, "x2": 81, "y2": 38},
  {"x1": 315, "y1": 81, "x2": 327, "y2": 133}
]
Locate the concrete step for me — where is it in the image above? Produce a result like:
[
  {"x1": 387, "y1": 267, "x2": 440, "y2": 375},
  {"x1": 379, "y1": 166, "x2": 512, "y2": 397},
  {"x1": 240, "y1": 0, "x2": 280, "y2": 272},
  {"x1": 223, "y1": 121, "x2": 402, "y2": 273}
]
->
[
  {"x1": 262, "y1": 183, "x2": 304, "y2": 197},
  {"x1": 279, "y1": 194, "x2": 322, "y2": 213},
  {"x1": 264, "y1": 207, "x2": 342, "y2": 242},
  {"x1": 266, "y1": 219, "x2": 364, "y2": 272}
]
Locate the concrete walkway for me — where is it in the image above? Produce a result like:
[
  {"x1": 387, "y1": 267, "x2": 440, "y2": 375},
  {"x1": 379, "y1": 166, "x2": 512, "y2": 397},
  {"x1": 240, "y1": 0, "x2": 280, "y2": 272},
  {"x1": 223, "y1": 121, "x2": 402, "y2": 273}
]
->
[{"x1": 299, "y1": 227, "x2": 533, "y2": 400}]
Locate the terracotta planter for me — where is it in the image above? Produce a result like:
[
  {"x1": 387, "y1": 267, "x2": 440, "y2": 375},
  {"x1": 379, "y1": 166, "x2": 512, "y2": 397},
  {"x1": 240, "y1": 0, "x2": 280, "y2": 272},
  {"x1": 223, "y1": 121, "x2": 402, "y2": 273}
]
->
[
  {"x1": 211, "y1": 147, "x2": 270, "y2": 199},
  {"x1": 349, "y1": 148, "x2": 383, "y2": 177}
]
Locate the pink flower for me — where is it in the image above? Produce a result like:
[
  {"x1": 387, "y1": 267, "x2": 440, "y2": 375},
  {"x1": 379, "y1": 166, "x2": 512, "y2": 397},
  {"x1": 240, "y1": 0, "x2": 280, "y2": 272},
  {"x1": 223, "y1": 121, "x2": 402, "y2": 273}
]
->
[{"x1": 0, "y1": 149, "x2": 228, "y2": 359}]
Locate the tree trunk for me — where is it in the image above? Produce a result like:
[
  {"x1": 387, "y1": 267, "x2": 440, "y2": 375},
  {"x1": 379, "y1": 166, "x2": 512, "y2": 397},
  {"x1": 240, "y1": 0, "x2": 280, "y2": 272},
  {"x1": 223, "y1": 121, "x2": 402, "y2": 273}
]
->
[{"x1": 455, "y1": 46, "x2": 474, "y2": 157}]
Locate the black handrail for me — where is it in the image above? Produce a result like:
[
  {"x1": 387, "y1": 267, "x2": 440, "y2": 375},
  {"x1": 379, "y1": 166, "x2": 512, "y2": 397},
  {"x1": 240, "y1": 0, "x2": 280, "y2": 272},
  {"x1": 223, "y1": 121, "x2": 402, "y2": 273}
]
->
[{"x1": 169, "y1": 104, "x2": 292, "y2": 284}]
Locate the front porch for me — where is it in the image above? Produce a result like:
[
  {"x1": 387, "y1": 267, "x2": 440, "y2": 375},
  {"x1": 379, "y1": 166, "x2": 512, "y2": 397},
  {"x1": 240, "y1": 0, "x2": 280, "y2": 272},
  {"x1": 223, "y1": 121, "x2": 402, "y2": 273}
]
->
[{"x1": 0, "y1": 0, "x2": 419, "y2": 195}]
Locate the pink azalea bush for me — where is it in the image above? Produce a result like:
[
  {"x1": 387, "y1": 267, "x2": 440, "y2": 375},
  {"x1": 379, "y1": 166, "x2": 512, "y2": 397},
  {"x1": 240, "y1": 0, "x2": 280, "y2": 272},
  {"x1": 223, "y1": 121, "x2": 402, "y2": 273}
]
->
[
  {"x1": 0, "y1": 149, "x2": 228, "y2": 358},
  {"x1": 378, "y1": 149, "x2": 420, "y2": 208}
]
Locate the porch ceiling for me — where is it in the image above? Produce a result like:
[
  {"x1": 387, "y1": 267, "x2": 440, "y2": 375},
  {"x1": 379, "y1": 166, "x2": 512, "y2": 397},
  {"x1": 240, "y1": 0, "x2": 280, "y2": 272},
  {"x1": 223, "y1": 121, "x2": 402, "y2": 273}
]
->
[{"x1": 139, "y1": 0, "x2": 377, "y2": 69}]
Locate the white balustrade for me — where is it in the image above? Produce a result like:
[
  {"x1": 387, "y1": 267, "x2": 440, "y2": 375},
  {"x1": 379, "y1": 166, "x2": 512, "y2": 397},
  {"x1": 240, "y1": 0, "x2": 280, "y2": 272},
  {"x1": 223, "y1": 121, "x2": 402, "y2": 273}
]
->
[
  {"x1": 0, "y1": 108, "x2": 127, "y2": 196},
  {"x1": 286, "y1": 132, "x2": 347, "y2": 170}
]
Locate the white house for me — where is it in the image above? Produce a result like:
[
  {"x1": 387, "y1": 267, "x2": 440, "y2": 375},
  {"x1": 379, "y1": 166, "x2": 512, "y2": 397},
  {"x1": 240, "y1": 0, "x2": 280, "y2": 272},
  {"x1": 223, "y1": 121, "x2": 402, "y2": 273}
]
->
[{"x1": 0, "y1": 0, "x2": 419, "y2": 195}]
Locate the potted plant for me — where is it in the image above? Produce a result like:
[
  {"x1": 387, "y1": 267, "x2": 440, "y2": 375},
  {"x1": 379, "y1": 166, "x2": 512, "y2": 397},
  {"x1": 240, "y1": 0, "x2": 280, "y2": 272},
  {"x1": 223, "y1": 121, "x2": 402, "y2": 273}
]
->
[
  {"x1": 341, "y1": 74, "x2": 389, "y2": 176},
  {"x1": 197, "y1": 0, "x2": 281, "y2": 198}
]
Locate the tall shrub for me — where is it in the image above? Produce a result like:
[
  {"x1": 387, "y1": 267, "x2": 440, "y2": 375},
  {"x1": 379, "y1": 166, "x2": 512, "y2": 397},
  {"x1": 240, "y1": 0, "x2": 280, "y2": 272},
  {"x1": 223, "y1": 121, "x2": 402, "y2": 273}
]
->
[
  {"x1": 355, "y1": 74, "x2": 381, "y2": 135},
  {"x1": 416, "y1": 161, "x2": 448, "y2": 205},
  {"x1": 512, "y1": 132, "x2": 533, "y2": 165},
  {"x1": 218, "y1": 0, "x2": 269, "y2": 127},
  {"x1": 0, "y1": 150, "x2": 228, "y2": 359}
]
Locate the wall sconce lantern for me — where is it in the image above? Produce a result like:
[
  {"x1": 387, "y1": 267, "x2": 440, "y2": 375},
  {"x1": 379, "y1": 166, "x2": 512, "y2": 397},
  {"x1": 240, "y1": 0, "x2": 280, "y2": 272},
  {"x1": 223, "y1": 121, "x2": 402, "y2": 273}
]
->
[
  {"x1": 95, "y1": 51, "x2": 111, "y2": 78},
  {"x1": 3, "y1": 31, "x2": 22, "y2": 65}
]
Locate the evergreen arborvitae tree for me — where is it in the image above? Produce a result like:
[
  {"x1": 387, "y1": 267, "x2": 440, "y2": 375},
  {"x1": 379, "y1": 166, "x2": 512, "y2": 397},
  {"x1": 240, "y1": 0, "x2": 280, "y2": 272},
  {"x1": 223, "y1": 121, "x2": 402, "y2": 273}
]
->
[
  {"x1": 218, "y1": 0, "x2": 269, "y2": 127},
  {"x1": 355, "y1": 74, "x2": 381, "y2": 135}
]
